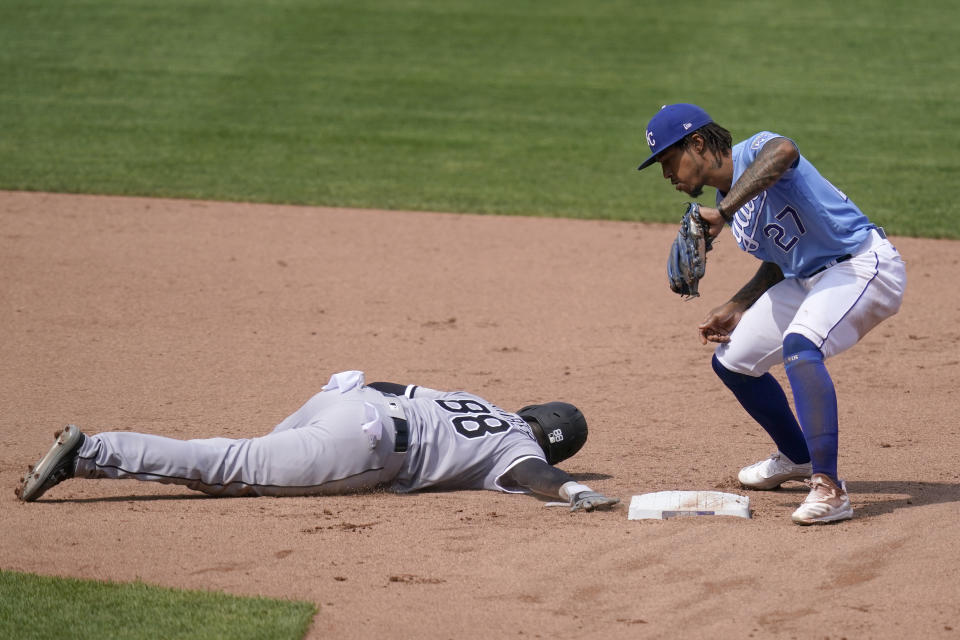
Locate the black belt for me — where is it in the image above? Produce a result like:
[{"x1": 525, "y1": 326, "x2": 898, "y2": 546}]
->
[
  {"x1": 803, "y1": 227, "x2": 885, "y2": 278},
  {"x1": 809, "y1": 253, "x2": 852, "y2": 276},
  {"x1": 383, "y1": 399, "x2": 409, "y2": 453},
  {"x1": 392, "y1": 417, "x2": 409, "y2": 453}
]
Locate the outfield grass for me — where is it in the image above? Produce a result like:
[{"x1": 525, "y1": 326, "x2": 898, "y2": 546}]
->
[
  {"x1": 0, "y1": 2, "x2": 954, "y2": 635},
  {"x1": 0, "y1": 570, "x2": 316, "y2": 640},
  {"x1": 1, "y1": 0, "x2": 956, "y2": 237}
]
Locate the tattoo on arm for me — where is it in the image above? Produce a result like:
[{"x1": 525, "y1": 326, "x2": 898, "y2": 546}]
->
[
  {"x1": 731, "y1": 262, "x2": 784, "y2": 308},
  {"x1": 718, "y1": 137, "x2": 798, "y2": 215}
]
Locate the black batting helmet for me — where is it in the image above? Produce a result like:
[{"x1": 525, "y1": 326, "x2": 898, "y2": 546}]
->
[{"x1": 517, "y1": 402, "x2": 588, "y2": 465}]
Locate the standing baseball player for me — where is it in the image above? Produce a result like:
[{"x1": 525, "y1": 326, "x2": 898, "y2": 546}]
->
[
  {"x1": 15, "y1": 370, "x2": 618, "y2": 512},
  {"x1": 638, "y1": 103, "x2": 906, "y2": 524}
]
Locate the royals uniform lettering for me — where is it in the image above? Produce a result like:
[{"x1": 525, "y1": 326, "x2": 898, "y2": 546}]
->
[{"x1": 730, "y1": 192, "x2": 766, "y2": 253}]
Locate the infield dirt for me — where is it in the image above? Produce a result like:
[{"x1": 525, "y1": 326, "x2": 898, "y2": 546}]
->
[{"x1": 2, "y1": 190, "x2": 958, "y2": 639}]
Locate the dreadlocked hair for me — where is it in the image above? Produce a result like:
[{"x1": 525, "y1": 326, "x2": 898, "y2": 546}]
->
[{"x1": 677, "y1": 122, "x2": 733, "y2": 156}]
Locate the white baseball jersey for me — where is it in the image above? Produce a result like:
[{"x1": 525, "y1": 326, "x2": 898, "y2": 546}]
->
[
  {"x1": 72, "y1": 372, "x2": 545, "y2": 497},
  {"x1": 387, "y1": 387, "x2": 545, "y2": 493}
]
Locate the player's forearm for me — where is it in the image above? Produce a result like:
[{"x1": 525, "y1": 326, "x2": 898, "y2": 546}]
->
[
  {"x1": 504, "y1": 459, "x2": 620, "y2": 512},
  {"x1": 717, "y1": 137, "x2": 798, "y2": 222},
  {"x1": 534, "y1": 477, "x2": 598, "y2": 503},
  {"x1": 506, "y1": 458, "x2": 575, "y2": 498},
  {"x1": 729, "y1": 262, "x2": 784, "y2": 308}
]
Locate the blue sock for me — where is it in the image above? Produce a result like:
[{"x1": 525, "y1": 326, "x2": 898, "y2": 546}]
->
[
  {"x1": 783, "y1": 333, "x2": 839, "y2": 483},
  {"x1": 711, "y1": 354, "x2": 810, "y2": 464}
]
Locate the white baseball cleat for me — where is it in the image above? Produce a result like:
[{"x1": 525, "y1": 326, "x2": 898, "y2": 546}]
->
[
  {"x1": 737, "y1": 451, "x2": 812, "y2": 490},
  {"x1": 15, "y1": 424, "x2": 85, "y2": 502},
  {"x1": 791, "y1": 473, "x2": 853, "y2": 525}
]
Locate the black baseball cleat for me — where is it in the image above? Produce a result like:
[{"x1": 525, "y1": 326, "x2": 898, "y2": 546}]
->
[{"x1": 15, "y1": 424, "x2": 85, "y2": 502}]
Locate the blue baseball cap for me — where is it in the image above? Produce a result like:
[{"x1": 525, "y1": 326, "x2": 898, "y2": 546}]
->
[{"x1": 637, "y1": 103, "x2": 713, "y2": 170}]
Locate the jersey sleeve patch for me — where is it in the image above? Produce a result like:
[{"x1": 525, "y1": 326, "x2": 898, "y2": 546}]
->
[{"x1": 749, "y1": 132, "x2": 777, "y2": 150}]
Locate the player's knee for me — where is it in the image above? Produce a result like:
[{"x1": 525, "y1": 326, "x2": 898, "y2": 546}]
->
[
  {"x1": 712, "y1": 353, "x2": 754, "y2": 388},
  {"x1": 783, "y1": 333, "x2": 823, "y2": 367}
]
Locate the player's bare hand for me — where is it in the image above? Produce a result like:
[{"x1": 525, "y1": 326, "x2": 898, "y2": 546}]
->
[
  {"x1": 698, "y1": 301, "x2": 746, "y2": 345},
  {"x1": 696, "y1": 206, "x2": 726, "y2": 239},
  {"x1": 570, "y1": 491, "x2": 620, "y2": 512}
]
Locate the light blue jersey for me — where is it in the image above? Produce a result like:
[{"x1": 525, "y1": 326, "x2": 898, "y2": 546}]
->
[{"x1": 720, "y1": 132, "x2": 875, "y2": 278}]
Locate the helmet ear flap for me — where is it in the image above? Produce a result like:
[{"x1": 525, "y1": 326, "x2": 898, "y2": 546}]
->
[{"x1": 517, "y1": 402, "x2": 588, "y2": 465}]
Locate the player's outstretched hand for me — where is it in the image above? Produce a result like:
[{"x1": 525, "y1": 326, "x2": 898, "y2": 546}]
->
[{"x1": 570, "y1": 491, "x2": 620, "y2": 512}]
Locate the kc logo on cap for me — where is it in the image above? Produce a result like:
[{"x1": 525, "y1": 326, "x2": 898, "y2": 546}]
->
[{"x1": 637, "y1": 103, "x2": 713, "y2": 170}]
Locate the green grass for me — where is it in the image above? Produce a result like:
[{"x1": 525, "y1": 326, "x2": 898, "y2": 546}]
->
[
  {"x1": 0, "y1": 0, "x2": 956, "y2": 236},
  {"x1": 0, "y1": 1, "x2": 952, "y2": 632},
  {"x1": 0, "y1": 570, "x2": 316, "y2": 640}
]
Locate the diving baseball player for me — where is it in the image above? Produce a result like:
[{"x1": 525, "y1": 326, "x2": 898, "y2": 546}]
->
[
  {"x1": 15, "y1": 370, "x2": 619, "y2": 512},
  {"x1": 638, "y1": 103, "x2": 906, "y2": 525}
]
